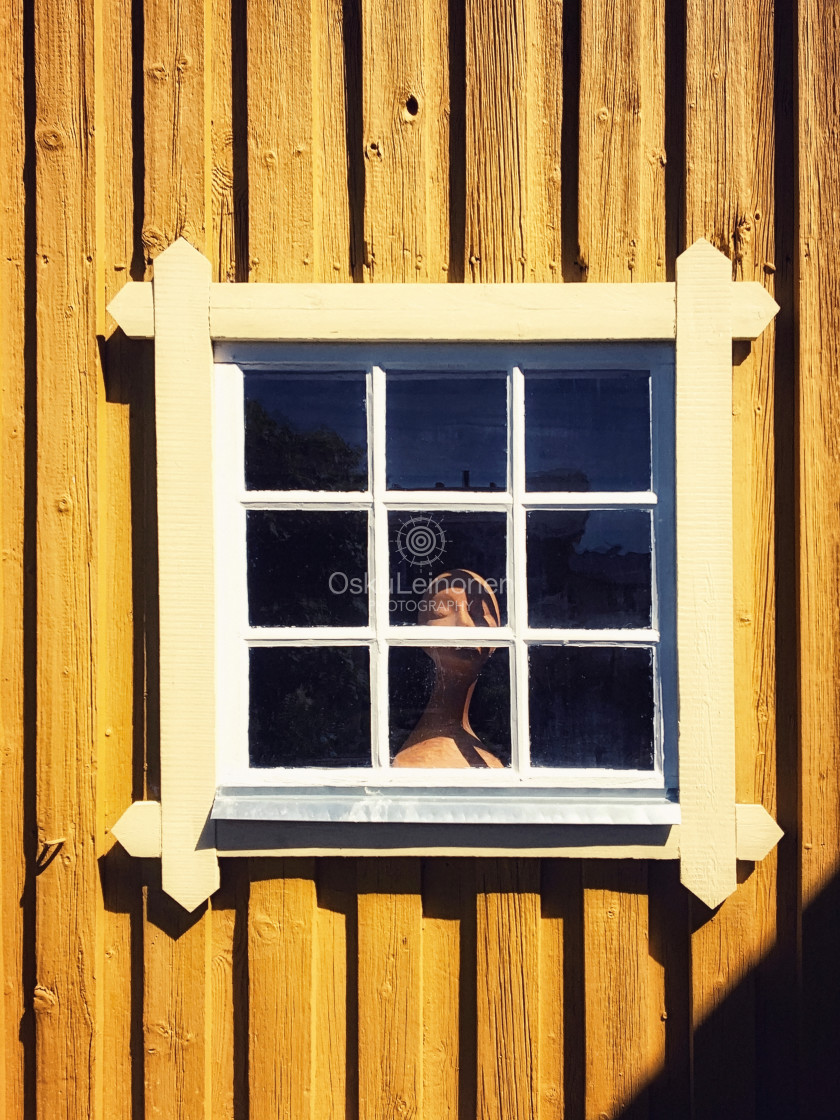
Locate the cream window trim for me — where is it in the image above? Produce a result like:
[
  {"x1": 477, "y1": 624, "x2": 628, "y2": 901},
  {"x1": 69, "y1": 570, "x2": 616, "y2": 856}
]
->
[{"x1": 107, "y1": 237, "x2": 779, "y2": 912}]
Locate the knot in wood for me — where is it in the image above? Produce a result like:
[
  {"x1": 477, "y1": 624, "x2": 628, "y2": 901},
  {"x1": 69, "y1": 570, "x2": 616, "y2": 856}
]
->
[
  {"x1": 366, "y1": 140, "x2": 383, "y2": 161},
  {"x1": 33, "y1": 985, "x2": 57, "y2": 1014},
  {"x1": 263, "y1": 149, "x2": 278, "y2": 168},
  {"x1": 142, "y1": 225, "x2": 167, "y2": 257},
  {"x1": 146, "y1": 61, "x2": 168, "y2": 82},
  {"x1": 56, "y1": 494, "x2": 73, "y2": 514},
  {"x1": 36, "y1": 127, "x2": 65, "y2": 152},
  {"x1": 175, "y1": 53, "x2": 192, "y2": 74},
  {"x1": 596, "y1": 107, "x2": 609, "y2": 123}
]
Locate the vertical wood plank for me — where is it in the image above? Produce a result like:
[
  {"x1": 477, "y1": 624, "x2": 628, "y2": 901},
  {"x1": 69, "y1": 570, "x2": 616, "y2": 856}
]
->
[
  {"x1": 465, "y1": 0, "x2": 527, "y2": 282},
  {"x1": 211, "y1": 0, "x2": 237, "y2": 282},
  {"x1": 578, "y1": 0, "x2": 666, "y2": 283},
  {"x1": 144, "y1": 893, "x2": 212, "y2": 1120},
  {"x1": 462, "y1": 12, "x2": 550, "y2": 1115},
  {"x1": 684, "y1": 1, "x2": 785, "y2": 1114},
  {"x1": 247, "y1": 0, "x2": 314, "y2": 282},
  {"x1": 314, "y1": 859, "x2": 358, "y2": 1120},
  {"x1": 33, "y1": 0, "x2": 102, "y2": 1113},
  {"x1": 143, "y1": 0, "x2": 212, "y2": 263},
  {"x1": 525, "y1": 0, "x2": 563, "y2": 283},
  {"x1": 465, "y1": 0, "x2": 563, "y2": 284},
  {"x1": 798, "y1": 0, "x2": 840, "y2": 1114},
  {"x1": 576, "y1": 5, "x2": 666, "y2": 1113},
  {"x1": 357, "y1": 860, "x2": 423, "y2": 1120},
  {"x1": 141, "y1": 1, "x2": 215, "y2": 1116},
  {"x1": 248, "y1": 861, "x2": 317, "y2": 1120},
  {"x1": 421, "y1": 859, "x2": 468, "y2": 1120},
  {"x1": 98, "y1": 0, "x2": 143, "y2": 1116},
  {"x1": 539, "y1": 861, "x2": 584, "y2": 1120},
  {"x1": 0, "y1": 0, "x2": 29, "y2": 1113},
  {"x1": 583, "y1": 864, "x2": 650, "y2": 1120},
  {"x1": 475, "y1": 860, "x2": 539, "y2": 1120},
  {"x1": 210, "y1": 869, "x2": 247, "y2": 1120},
  {"x1": 361, "y1": 0, "x2": 448, "y2": 281},
  {"x1": 313, "y1": 0, "x2": 358, "y2": 282}
]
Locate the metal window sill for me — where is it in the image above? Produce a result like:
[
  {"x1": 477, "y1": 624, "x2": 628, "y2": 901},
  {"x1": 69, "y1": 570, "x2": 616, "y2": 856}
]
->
[{"x1": 211, "y1": 785, "x2": 680, "y2": 827}]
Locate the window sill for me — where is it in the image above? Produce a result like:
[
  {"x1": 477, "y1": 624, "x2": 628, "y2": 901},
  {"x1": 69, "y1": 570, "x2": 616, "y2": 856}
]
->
[{"x1": 210, "y1": 785, "x2": 680, "y2": 827}]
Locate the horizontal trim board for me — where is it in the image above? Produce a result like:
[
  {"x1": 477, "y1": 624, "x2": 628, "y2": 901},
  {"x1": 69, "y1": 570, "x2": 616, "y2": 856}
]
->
[
  {"x1": 211, "y1": 786, "x2": 680, "y2": 826},
  {"x1": 108, "y1": 274, "x2": 778, "y2": 343}
]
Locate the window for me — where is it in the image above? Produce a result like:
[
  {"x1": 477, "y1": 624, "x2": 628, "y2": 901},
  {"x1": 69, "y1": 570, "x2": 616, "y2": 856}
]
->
[
  {"x1": 212, "y1": 346, "x2": 677, "y2": 811},
  {"x1": 107, "y1": 237, "x2": 782, "y2": 911}
]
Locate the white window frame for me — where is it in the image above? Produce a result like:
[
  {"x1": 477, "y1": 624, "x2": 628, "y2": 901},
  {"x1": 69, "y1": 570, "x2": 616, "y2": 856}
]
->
[
  {"x1": 107, "y1": 238, "x2": 783, "y2": 912},
  {"x1": 212, "y1": 345, "x2": 676, "y2": 794}
]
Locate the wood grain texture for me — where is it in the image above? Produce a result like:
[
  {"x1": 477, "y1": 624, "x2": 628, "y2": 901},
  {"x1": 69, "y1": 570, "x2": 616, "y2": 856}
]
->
[
  {"x1": 466, "y1": 0, "x2": 563, "y2": 282},
  {"x1": 0, "y1": 0, "x2": 29, "y2": 1113},
  {"x1": 211, "y1": 0, "x2": 237, "y2": 282},
  {"x1": 361, "y1": 0, "x2": 449, "y2": 281},
  {"x1": 539, "y1": 862, "x2": 583, "y2": 1120},
  {"x1": 248, "y1": 862, "x2": 317, "y2": 1120},
  {"x1": 475, "y1": 860, "x2": 540, "y2": 1120},
  {"x1": 421, "y1": 860, "x2": 468, "y2": 1120},
  {"x1": 798, "y1": 1, "x2": 840, "y2": 1114},
  {"x1": 141, "y1": 10, "x2": 215, "y2": 1120},
  {"x1": 357, "y1": 859, "x2": 423, "y2": 1120},
  {"x1": 314, "y1": 859, "x2": 357, "y2": 1120},
  {"x1": 584, "y1": 863, "x2": 650, "y2": 1119},
  {"x1": 578, "y1": 0, "x2": 666, "y2": 283},
  {"x1": 33, "y1": 0, "x2": 102, "y2": 1114},
  {"x1": 210, "y1": 869, "x2": 247, "y2": 1120},
  {"x1": 144, "y1": 893, "x2": 213, "y2": 1120},
  {"x1": 143, "y1": 0, "x2": 212, "y2": 263},
  {"x1": 98, "y1": 0, "x2": 142, "y2": 1114},
  {"x1": 684, "y1": 1, "x2": 785, "y2": 1111},
  {"x1": 247, "y1": 0, "x2": 314, "y2": 282},
  {"x1": 576, "y1": 8, "x2": 667, "y2": 1108},
  {"x1": 313, "y1": 0, "x2": 359, "y2": 281}
]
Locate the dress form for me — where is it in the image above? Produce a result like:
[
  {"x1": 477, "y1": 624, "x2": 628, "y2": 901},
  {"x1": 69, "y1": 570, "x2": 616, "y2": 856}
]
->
[{"x1": 392, "y1": 569, "x2": 504, "y2": 768}]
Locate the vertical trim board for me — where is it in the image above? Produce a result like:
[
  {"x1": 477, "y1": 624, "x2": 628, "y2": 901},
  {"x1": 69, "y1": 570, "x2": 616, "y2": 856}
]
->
[
  {"x1": 675, "y1": 238, "x2": 737, "y2": 908},
  {"x1": 153, "y1": 238, "x2": 220, "y2": 911}
]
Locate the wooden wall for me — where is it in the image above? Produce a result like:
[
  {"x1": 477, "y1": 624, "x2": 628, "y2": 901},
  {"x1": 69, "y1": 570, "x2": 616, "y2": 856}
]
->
[{"x1": 2, "y1": 0, "x2": 838, "y2": 1116}]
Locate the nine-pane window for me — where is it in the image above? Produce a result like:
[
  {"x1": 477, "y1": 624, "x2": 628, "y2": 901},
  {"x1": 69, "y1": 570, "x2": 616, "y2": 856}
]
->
[{"x1": 214, "y1": 346, "x2": 675, "y2": 790}]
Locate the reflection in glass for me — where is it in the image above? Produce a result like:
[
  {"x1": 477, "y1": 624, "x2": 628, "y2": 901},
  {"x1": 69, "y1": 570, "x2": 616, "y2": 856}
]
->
[
  {"x1": 527, "y1": 509, "x2": 652, "y2": 628},
  {"x1": 525, "y1": 373, "x2": 651, "y2": 491},
  {"x1": 249, "y1": 646, "x2": 371, "y2": 767},
  {"x1": 244, "y1": 371, "x2": 367, "y2": 491},
  {"x1": 529, "y1": 645, "x2": 655, "y2": 768},
  {"x1": 386, "y1": 373, "x2": 507, "y2": 490},
  {"x1": 247, "y1": 510, "x2": 368, "y2": 626},
  {"x1": 390, "y1": 645, "x2": 511, "y2": 767},
  {"x1": 388, "y1": 511, "x2": 508, "y2": 625}
]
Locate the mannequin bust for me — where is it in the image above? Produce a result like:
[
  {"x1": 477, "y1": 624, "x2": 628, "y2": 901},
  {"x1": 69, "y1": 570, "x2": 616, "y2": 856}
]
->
[{"x1": 392, "y1": 569, "x2": 504, "y2": 768}]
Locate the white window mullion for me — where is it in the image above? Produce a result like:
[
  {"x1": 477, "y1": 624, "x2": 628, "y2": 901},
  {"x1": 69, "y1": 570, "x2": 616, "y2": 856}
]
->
[
  {"x1": 510, "y1": 366, "x2": 530, "y2": 776},
  {"x1": 370, "y1": 365, "x2": 391, "y2": 771}
]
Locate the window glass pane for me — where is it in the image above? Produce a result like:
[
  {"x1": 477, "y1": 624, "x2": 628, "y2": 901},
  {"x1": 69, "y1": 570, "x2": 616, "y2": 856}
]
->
[
  {"x1": 247, "y1": 510, "x2": 368, "y2": 626},
  {"x1": 388, "y1": 511, "x2": 508, "y2": 625},
  {"x1": 525, "y1": 373, "x2": 651, "y2": 491},
  {"x1": 249, "y1": 647, "x2": 371, "y2": 767},
  {"x1": 529, "y1": 646, "x2": 655, "y2": 769},
  {"x1": 386, "y1": 373, "x2": 507, "y2": 490},
  {"x1": 244, "y1": 371, "x2": 368, "y2": 491},
  {"x1": 527, "y1": 509, "x2": 652, "y2": 628},
  {"x1": 389, "y1": 646, "x2": 511, "y2": 768}
]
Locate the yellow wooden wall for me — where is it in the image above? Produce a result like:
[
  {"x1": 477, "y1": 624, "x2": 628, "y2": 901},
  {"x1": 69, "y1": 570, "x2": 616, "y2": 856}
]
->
[{"x1": 2, "y1": 0, "x2": 838, "y2": 1116}]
